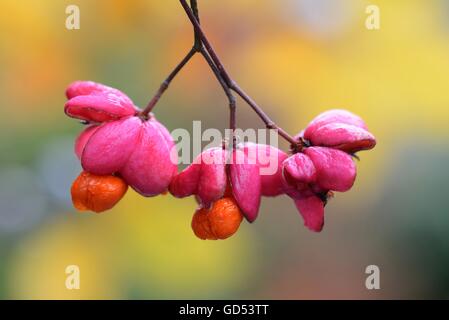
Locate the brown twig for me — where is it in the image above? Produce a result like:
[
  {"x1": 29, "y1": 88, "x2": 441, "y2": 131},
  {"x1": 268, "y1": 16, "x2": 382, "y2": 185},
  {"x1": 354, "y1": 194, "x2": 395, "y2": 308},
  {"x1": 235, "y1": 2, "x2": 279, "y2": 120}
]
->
[
  {"x1": 179, "y1": 0, "x2": 300, "y2": 148},
  {"x1": 231, "y1": 84, "x2": 297, "y2": 146},
  {"x1": 191, "y1": 0, "x2": 237, "y2": 147},
  {"x1": 190, "y1": 0, "x2": 202, "y2": 50},
  {"x1": 141, "y1": 47, "x2": 197, "y2": 117},
  {"x1": 143, "y1": 0, "x2": 301, "y2": 149},
  {"x1": 179, "y1": 0, "x2": 233, "y2": 86},
  {"x1": 201, "y1": 48, "x2": 237, "y2": 149},
  {"x1": 190, "y1": 0, "x2": 236, "y2": 135}
]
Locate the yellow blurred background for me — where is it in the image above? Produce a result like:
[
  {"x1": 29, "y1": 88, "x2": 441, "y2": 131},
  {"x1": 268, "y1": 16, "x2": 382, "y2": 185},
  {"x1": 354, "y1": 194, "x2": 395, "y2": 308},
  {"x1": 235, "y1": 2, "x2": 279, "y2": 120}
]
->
[{"x1": 1, "y1": 0, "x2": 449, "y2": 299}]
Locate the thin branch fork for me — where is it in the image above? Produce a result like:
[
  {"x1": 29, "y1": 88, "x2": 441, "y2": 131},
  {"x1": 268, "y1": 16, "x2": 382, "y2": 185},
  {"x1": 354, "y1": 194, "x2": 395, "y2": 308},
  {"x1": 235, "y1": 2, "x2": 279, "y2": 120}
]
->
[
  {"x1": 141, "y1": 47, "x2": 196, "y2": 117},
  {"x1": 141, "y1": 1, "x2": 234, "y2": 119},
  {"x1": 141, "y1": 0, "x2": 300, "y2": 149}
]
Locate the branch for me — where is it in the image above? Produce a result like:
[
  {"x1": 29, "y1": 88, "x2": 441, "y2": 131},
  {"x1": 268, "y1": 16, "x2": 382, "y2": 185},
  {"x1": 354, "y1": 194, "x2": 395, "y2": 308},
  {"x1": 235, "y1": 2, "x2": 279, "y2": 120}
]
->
[
  {"x1": 141, "y1": 47, "x2": 197, "y2": 117},
  {"x1": 201, "y1": 48, "x2": 237, "y2": 133},
  {"x1": 230, "y1": 84, "x2": 297, "y2": 146},
  {"x1": 180, "y1": 0, "x2": 233, "y2": 86},
  {"x1": 190, "y1": 0, "x2": 238, "y2": 148},
  {"x1": 190, "y1": 1, "x2": 237, "y2": 148},
  {"x1": 190, "y1": 0, "x2": 202, "y2": 50},
  {"x1": 141, "y1": 0, "x2": 237, "y2": 139},
  {"x1": 179, "y1": 0, "x2": 300, "y2": 148}
]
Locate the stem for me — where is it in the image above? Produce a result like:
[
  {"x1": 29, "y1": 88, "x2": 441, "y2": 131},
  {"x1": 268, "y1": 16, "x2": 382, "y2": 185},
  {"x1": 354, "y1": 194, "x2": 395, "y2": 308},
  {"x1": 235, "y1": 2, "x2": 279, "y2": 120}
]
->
[
  {"x1": 191, "y1": 0, "x2": 236, "y2": 147},
  {"x1": 201, "y1": 48, "x2": 237, "y2": 148},
  {"x1": 180, "y1": 0, "x2": 233, "y2": 86},
  {"x1": 190, "y1": 0, "x2": 202, "y2": 50},
  {"x1": 231, "y1": 84, "x2": 298, "y2": 146},
  {"x1": 179, "y1": 0, "x2": 300, "y2": 148},
  {"x1": 141, "y1": 47, "x2": 197, "y2": 117},
  {"x1": 201, "y1": 48, "x2": 236, "y2": 130},
  {"x1": 142, "y1": 1, "x2": 300, "y2": 149}
]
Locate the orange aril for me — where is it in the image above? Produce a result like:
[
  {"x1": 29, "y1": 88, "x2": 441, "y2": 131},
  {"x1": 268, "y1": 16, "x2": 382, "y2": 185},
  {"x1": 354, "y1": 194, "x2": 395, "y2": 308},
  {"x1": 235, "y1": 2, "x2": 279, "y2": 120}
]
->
[
  {"x1": 71, "y1": 171, "x2": 128, "y2": 213},
  {"x1": 191, "y1": 197, "x2": 243, "y2": 240},
  {"x1": 191, "y1": 207, "x2": 217, "y2": 240}
]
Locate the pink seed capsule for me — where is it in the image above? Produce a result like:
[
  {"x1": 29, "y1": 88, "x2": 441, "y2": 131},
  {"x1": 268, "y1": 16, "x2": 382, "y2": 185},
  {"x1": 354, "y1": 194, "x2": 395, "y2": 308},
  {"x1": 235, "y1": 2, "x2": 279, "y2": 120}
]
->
[
  {"x1": 293, "y1": 194, "x2": 325, "y2": 232},
  {"x1": 302, "y1": 109, "x2": 376, "y2": 153},
  {"x1": 304, "y1": 147, "x2": 356, "y2": 192},
  {"x1": 170, "y1": 147, "x2": 228, "y2": 208},
  {"x1": 65, "y1": 81, "x2": 137, "y2": 122},
  {"x1": 169, "y1": 145, "x2": 266, "y2": 223},
  {"x1": 66, "y1": 81, "x2": 177, "y2": 197},
  {"x1": 242, "y1": 143, "x2": 288, "y2": 197},
  {"x1": 306, "y1": 122, "x2": 376, "y2": 153},
  {"x1": 303, "y1": 109, "x2": 368, "y2": 140}
]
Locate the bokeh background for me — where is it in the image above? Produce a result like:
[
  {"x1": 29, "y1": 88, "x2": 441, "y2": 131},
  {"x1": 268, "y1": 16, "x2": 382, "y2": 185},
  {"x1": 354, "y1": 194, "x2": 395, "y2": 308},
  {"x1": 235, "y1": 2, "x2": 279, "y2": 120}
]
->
[{"x1": 1, "y1": 0, "x2": 449, "y2": 299}]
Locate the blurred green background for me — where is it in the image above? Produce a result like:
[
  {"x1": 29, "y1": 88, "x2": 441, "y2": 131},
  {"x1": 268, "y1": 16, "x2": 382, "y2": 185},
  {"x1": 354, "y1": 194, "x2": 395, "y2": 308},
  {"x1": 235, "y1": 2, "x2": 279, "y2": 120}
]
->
[{"x1": 1, "y1": 0, "x2": 449, "y2": 299}]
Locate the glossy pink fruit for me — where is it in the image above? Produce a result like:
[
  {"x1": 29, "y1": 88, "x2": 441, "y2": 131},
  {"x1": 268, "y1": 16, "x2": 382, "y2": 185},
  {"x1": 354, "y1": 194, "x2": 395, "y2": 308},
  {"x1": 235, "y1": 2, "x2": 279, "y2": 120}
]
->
[
  {"x1": 304, "y1": 109, "x2": 368, "y2": 137},
  {"x1": 304, "y1": 147, "x2": 356, "y2": 192},
  {"x1": 74, "y1": 125, "x2": 99, "y2": 160},
  {"x1": 294, "y1": 194, "x2": 325, "y2": 232},
  {"x1": 307, "y1": 122, "x2": 376, "y2": 153},
  {"x1": 303, "y1": 109, "x2": 376, "y2": 153},
  {"x1": 67, "y1": 81, "x2": 177, "y2": 197},
  {"x1": 230, "y1": 149, "x2": 261, "y2": 222},
  {"x1": 79, "y1": 116, "x2": 177, "y2": 196},
  {"x1": 282, "y1": 152, "x2": 316, "y2": 198},
  {"x1": 242, "y1": 143, "x2": 288, "y2": 197},
  {"x1": 65, "y1": 81, "x2": 137, "y2": 122},
  {"x1": 169, "y1": 147, "x2": 228, "y2": 207},
  {"x1": 281, "y1": 144, "x2": 358, "y2": 232},
  {"x1": 170, "y1": 144, "x2": 272, "y2": 223}
]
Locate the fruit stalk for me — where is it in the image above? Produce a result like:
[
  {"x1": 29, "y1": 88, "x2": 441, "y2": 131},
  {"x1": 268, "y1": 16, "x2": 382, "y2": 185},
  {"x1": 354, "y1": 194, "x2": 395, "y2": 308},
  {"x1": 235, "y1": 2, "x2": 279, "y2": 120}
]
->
[
  {"x1": 141, "y1": 47, "x2": 197, "y2": 117},
  {"x1": 179, "y1": 0, "x2": 300, "y2": 147},
  {"x1": 144, "y1": 0, "x2": 300, "y2": 148}
]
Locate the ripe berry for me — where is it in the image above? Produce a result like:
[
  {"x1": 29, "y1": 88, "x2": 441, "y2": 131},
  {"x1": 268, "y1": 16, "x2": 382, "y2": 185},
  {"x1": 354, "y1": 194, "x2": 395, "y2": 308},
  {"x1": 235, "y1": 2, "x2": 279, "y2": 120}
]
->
[
  {"x1": 71, "y1": 171, "x2": 128, "y2": 213},
  {"x1": 170, "y1": 143, "x2": 286, "y2": 223},
  {"x1": 66, "y1": 81, "x2": 177, "y2": 197},
  {"x1": 191, "y1": 197, "x2": 243, "y2": 240}
]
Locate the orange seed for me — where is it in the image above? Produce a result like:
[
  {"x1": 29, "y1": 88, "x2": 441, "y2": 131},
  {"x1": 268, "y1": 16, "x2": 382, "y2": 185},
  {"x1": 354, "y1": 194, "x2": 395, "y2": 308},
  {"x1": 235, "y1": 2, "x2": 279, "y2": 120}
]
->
[
  {"x1": 71, "y1": 171, "x2": 128, "y2": 213},
  {"x1": 191, "y1": 197, "x2": 243, "y2": 240}
]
